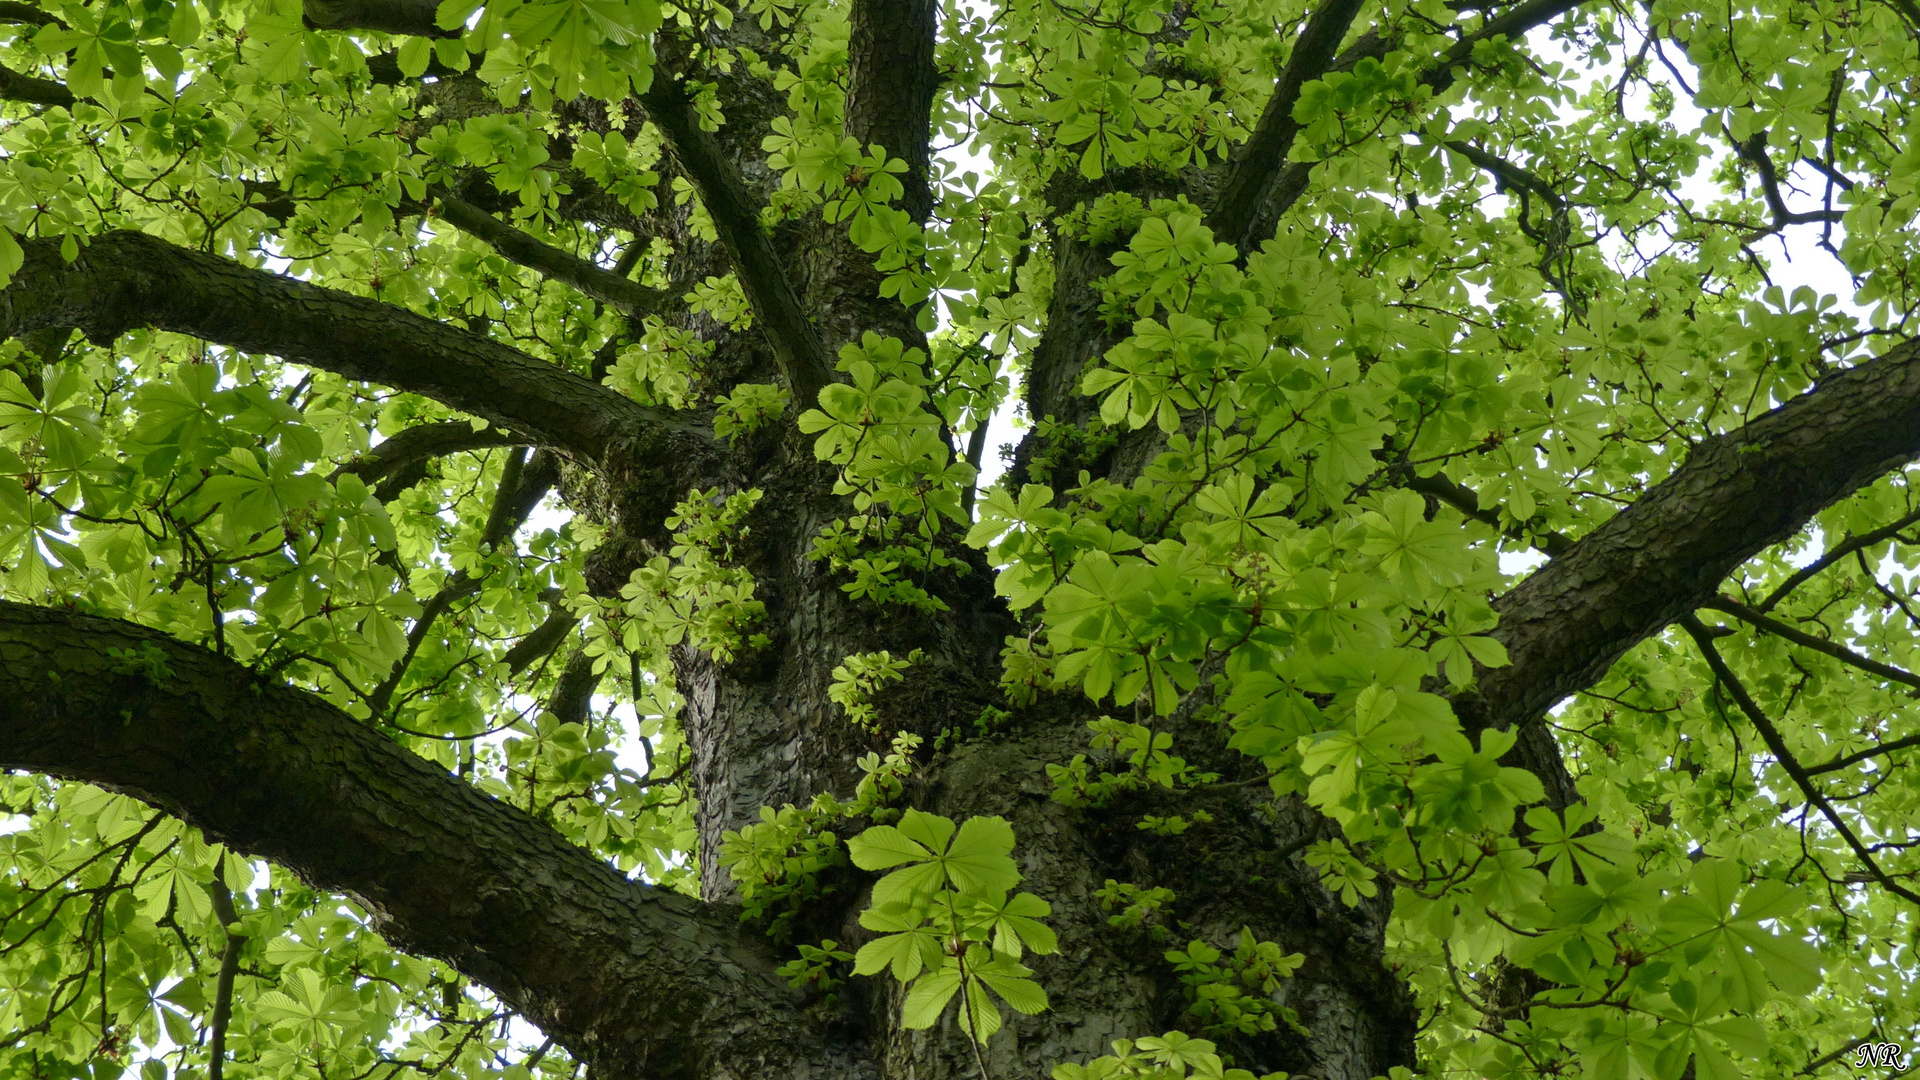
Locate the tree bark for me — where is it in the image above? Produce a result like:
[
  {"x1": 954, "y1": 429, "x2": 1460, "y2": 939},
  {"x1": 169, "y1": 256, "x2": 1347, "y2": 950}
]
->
[
  {"x1": 4, "y1": 2, "x2": 1915, "y2": 1079},
  {"x1": 0, "y1": 601, "x2": 874, "y2": 1080}
]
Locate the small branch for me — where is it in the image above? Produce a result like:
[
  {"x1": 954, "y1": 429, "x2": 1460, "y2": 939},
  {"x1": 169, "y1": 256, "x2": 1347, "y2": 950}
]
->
[
  {"x1": 1443, "y1": 140, "x2": 1565, "y2": 209},
  {"x1": 1681, "y1": 614, "x2": 1920, "y2": 907},
  {"x1": 545, "y1": 645, "x2": 602, "y2": 728},
  {"x1": 366, "y1": 47, "x2": 473, "y2": 84},
  {"x1": 1404, "y1": 471, "x2": 1572, "y2": 556},
  {"x1": 1734, "y1": 131, "x2": 1846, "y2": 241},
  {"x1": 207, "y1": 869, "x2": 246, "y2": 1080},
  {"x1": 1807, "y1": 732, "x2": 1920, "y2": 778},
  {"x1": 1756, "y1": 506, "x2": 1920, "y2": 612},
  {"x1": 430, "y1": 192, "x2": 668, "y2": 316},
  {"x1": 368, "y1": 448, "x2": 558, "y2": 715},
  {"x1": 961, "y1": 421, "x2": 991, "y2": 517},
  {"x1": 1801, "y1": 156, "x2": 1857, "y2": 193},
  {"x1": 1700, "y1": 595, "x2": 1920, "y2": 694}
]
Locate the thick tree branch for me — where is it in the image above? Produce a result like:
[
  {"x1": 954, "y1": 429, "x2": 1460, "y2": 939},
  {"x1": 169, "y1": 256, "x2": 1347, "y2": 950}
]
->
[
  {"x1": 0, "y1": 63, "x2": 72, "y2": 107},
  {"x1": 300, "y1": 0, "x2": 451, "y2": 35},
  {"x1": 0, "y1": 600, "x2": 861, "y2": 1078},
  {"x1": 0, "y1": 2, "x2": 64, "y2": 27},
  {"x1": 430, "y1": 191, "x2": 670, "y2": 315},
  {"x1": 845, "y1": 0, "x2": 939, "y2": 222},
  {"x1": 1467, "y1": 338, "x2": 1920, "y2": 741},
  {"x1": 637, "y1": 77, "x2": 834, "y2": 408},
  {"x1": 0, "y1": 231, "x2": 710, "y2": 460},
  {"x1": 1208, "y1": 0, "x2": 1369, "y2": 255}
]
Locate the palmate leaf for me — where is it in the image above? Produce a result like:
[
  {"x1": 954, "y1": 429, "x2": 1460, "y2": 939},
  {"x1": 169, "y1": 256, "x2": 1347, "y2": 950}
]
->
[
  {"x1": 968, "y1": 949, "x2": 1048, "y2": 1016},
  {"x1": 849, "y1": 810, "x2": 1022, "y2": 904},
  {"x1": 943, "y1": 816, "x2": 1020, "y2": 897},
  {"x1": 900, "y1": 965, "x2": 962, "y2": 1029},
  {"x1": 1655, "y1": 860, "x2": 1824, "y2": 1006},
  {"x1": 253, "y1": 969, "x2": 362, "y2": 1037},
  {"x1": 959, "y1": 975, "x2": 1003, "y2": 1041},
  {"x1": 854, "y1": 902, "x2": 944, "y2": 981},
  {"x1": 972, "y1": 891, "x2": 1059, "y2": 958},
  {"x1": 1523, "y1": 804, "x2": 1634, "y2": 886}
]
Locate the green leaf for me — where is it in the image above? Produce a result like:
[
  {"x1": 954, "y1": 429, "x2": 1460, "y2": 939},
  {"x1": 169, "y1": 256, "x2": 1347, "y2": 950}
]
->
[{"x1": 901, "y1": 966, "x2": 962, "y2": 1029}]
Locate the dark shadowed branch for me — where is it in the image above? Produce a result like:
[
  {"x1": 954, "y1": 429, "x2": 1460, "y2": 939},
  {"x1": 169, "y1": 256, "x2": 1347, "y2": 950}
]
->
[
  {"x1": 1241, "y1": 0, "x2": 1590, "y2": 242},
  {"x1": 207, "y1": 873, "x2": 245, "y2": 1080},
  {"x1": 1208, "y1": 0, "x2": 1369, "y2": 255},
  {"x1": 637, "y1": 77, "x2": 835, "y2": 407},
  {"x1": 430, "y1": 192, "x2": 671, "y2": 316},
  {"x1": 300, "y1": 0, "x2": 451, "y2": 35},
  {"x1": 0, "y1": 64, "x2": 73, "y2": 107},
  {"x1": 330, "y1": 421, "x2": 519, "y2": 498},
  {"x1": 1755, "y1": 506, "x2": 1920, "y2": 612},
  {"x1": 367, "y1": 448, "x2": 560, "y2": 716},
  {"x1": 1700, "y1": 595, "x2": 1920, "y2": 693},
  {"x1": 1680, "y1": 614, "x2": 1920, "y2": 906},
  {"x1": 1405, "y1": 471, "x2": 1572, "y2": 556},
  {"x1": 0, "y1": 600, "x2": 868, "y2": 1079},
  {"x1": 0, "y1": 231, "x2": 709, "y2": 459}
]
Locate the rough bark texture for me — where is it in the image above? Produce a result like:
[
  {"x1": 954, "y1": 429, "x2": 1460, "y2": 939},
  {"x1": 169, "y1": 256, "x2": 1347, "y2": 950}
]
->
[
  {"x1": 1470, "y1": 339, "x2": 1920, "y2": 735},
  {"x1": 7, "y1": 1, "x2": 1920, "y2": 1079},
  {"x1": 0, "y1": 602, "x2": 873, "y2": 1080},
  {"x1": 845, "y1": 0, "x2": 940, "y2": 222}
]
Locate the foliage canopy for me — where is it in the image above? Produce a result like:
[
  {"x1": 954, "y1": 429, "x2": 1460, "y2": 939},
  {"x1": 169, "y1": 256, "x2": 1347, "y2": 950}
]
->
[{"x1": 0, "y1": 0, "x2": 1918, "y2": 1078}]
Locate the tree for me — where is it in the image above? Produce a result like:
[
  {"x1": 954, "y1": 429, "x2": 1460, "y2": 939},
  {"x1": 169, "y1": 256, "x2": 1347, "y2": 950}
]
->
[{"x1": 2, "y1": 0, "x2": 1920, "y2": 1075}]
